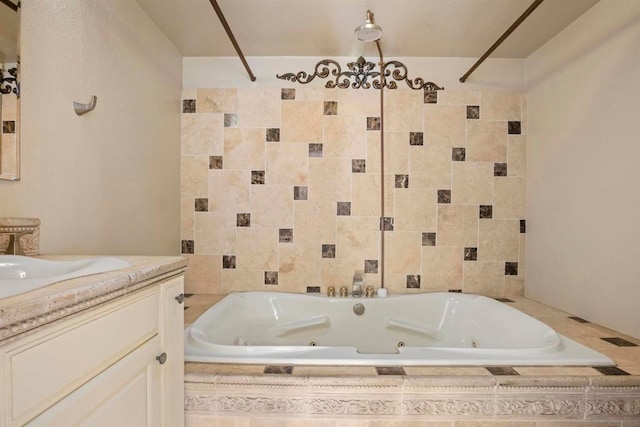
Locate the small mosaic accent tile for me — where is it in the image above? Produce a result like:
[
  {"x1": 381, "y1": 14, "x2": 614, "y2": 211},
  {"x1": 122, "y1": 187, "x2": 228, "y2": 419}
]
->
[
  {"x1": 479, "y1": 205, "x2": 493, "y2": 219},
  {"x1": 2, "y1": 121, "x2": 16, "y2": 134},
  {"x1": 266, "y1": 128, "x2": 280, "y2": 142},
  {"x1": 293, "y1": 186, "x2": 308, "y2": 200},
  {"x1": 449, "y1": 289, "x2": 462, "y2": 293},
  {"x1": 324, "y1": 101, "x2": 338, "y2": 115},
  {"x1": 406, "y1": 275, "x2": 421, "y2": 289},
  {"x1": 194, "y1": 198, "x2": 209, "y2": 212},
  {"x1": 437, "y1": 189, "x2": 451, "y2": 204},
  {"x1": 181, "y1": 240, "x2": 194, "y2": 254},
  {"x1": 600, "y1": 337, "x2": 638, "y2": 347},
  {"x1": 281, "y1": 88, "x2": 295, "y2": 100},
  {"x1": 236, "y1": 213, "x2": 251, "y2": 227},
  {"x1": 395, "y1": 174, "x2": 409, "y2": 189},
  {"x1": 520, "y1": 219, "x2": 526, "y2": 233},
  {"x1": 306, "y1": 286, "x2": 321, "y2": 294},
  {"x1": 224, "y1": 113, "x2": 238, "y2": 128},
  {"x1": 495, "y1": 297, "x2": 515, "y2": 303},
  {"x1": 222, "y1": 255, "x2": 236, "y2": 269},
  {"x1": 452, "y1": 147, "x2": 466, "y2": 161},
  {"x1": 264, "y1": 271, "x2": 278, "y2": 285},
  {"x1": 380, "y1": 217, "x2": 394, "y2": 231},
  {"x1": 409, "y1": 132, "x2": 424, "y2": 146},
  {"x1": 309, "y1": 143, "x2": 323, "y2": 158},
  {"x1": 337, "y1": 201, "x2": 351, "y2": 216},
  {"x1": 352, "y1": 159, "x2": 366, "y2": 173},
  {"x1": 209, "y1": 155, "x2": 223, "y2": 169},
  {"x1": 364, "y1": 259, "x2": 378, "y2": 274},
  {"x1": 508, "y1": 121, "x2": 522, "y2": 134},
  {"x1": 367, "y1": 117, "x2": 381, "y2": 130},
  {"x1": 182, "y1": 99, "x2": 196, "y2": 113},
  {"x1": 466, "y1": 105, "x2": 480, "y2": 119},
  {"x1": 376, "y1": 367, "x2": 406, "y2": 375},
  {"x1": 593, "y1": 366, "x2": 631, "y2": 376},
  {"x1": 322, "y1": 244, "x2": 336, "y2": 258},
  {"x1": 422, "y1": 232, "x2": 436, "y2": 246},
  {"x1": 569, "y1": 316, "x2": 589, "y2": 323},
  {"x1": 505, "y1": 262, "x2": 518, "y2": 275},
  {"x1": 486, "y1": 366, "x2": 519, "y2": 376},
  {"x1": 265, "y1": 365, "x2": 293, "y2": 374},
  {"x1": 251, "y1": 170, "x2": 265, "y2": 184},
  {"x1": 494, "y1": 162, "x2": 508, "y2": 176},
  {"x1": 424, "y1": 90, "x2": 438, "y2": 104},
  {"x1": 464, "y1": 247, "x2": 478, "y2": 261},
  {"x1": 279, "y1": 228, "x2": 293, "y2": 243}
]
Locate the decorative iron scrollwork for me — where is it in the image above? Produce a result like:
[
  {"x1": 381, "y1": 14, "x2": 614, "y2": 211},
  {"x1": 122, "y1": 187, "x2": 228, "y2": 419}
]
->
[
  {"x1": 277, "y1": 57, "x2": 442, "y2": 91},
  {"x1": 0, "y1": 67, "x2": 19, "y2": 97}
]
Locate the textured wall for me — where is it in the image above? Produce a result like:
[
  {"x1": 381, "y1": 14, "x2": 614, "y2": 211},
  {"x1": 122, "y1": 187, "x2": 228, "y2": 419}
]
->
[{"x1": 181, "y1": 86, "x2": 526, "y2": 296}]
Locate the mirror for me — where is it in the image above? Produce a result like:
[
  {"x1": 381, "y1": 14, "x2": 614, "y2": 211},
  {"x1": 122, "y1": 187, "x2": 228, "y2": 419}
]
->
[{"x1": 0, "y1": 0, "x2": 20, "y2": 181}]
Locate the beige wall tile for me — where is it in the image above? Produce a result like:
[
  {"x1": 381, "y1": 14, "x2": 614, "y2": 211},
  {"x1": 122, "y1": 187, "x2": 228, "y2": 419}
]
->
[
  {"x1": 321, "y1": 257, "x2": 365, "y2": 289},
  {"x1": 265, "y1": 142, "x2": 309, "y2": 185},
  {"x1": 383, "y1": 132, "x2": 410, "y2": 175},
  {"x1": 295, "y1": 87, "x2": 326, "y2": 101},
  {"x1": 221, "y1": 265, "x2": 265, "y2": 292},
  {"x1": 236, "y1": 227, "x2": 278, "y2": 270},
  {"x1": 335, "y1": 89, "x2": 380, "y2": 116},
  {"x1": 223, "y1": 128, "x2": 265, "y2": 170},
  {"x1": 238, "y1": 88, "x2": 281, "y2": 128},
  {"x1": 493, "y1": 177, "x2": 525, "y2": 219},
  {"x1": 478, "y1": 219, "x2": 520, "y2": 261},
  {"x1": 181, "y1": 197, "x2": 194, "y2": 240},
  {"x1": 422, "y1": 246, "x2": 463, "y2": 290},
  {"x1": 181, "y1": 113, "x2": 224, "y2": 156},
  {"x1": 183, "y1": 254, "x2": 222, "y2": 294},
  {"x1": 384, "y1": 231, "x2": 422, "y2": 274},
  {"x1": 480, "y1": 91, "x2": 522, "y2": 121},
  {"x1": 181, "y1": 155, "x2": 209, "y2": 198},
  {"x1": 519, "y1": 234, "x2": 526, "y2": 277},
  {"x1": 438, "y1": 90, "x2": 481, "y2": 106},
  {"x1": 281, "y1": 100, "x2": 323, "y2": 142},
  {"x1": 182, "y1": 88, "x2": 197, "y2": 100},
  {"x1": 384, "y1": 89, "x2": 424, "y2": 132},
  {"x1": 466, "y1": 120, "x2": 507, "y2": 162},
  {"x1": 394, "y1": 189, "x2": 437, "y2": 232},
  {"x1": 308, "y1": 157, "x2": 352, "y2": 202},
  {"x1": 451, "y1": 162, "x2": 493, "y2": 205},
  {"x1": 352, "y1": 173, "x2": 381, "y2": 216},
  {"x1": 194, "y1": 211, "x2": 236, "y2": 255},
  {"x1": 508, "y1": 135, "x2": 526, "y2": 177},
  {"x1": 293, "y1": 199, "x2": 336, "y2": 247},
  {"x1": 337, "y1": 216, "x2": 379, "y2": 260},
  {"x1": 463, "y1": 261, "x2": 505, "y2": 296},
  {"x1": 250, "y1": 184, "x2": 294, "y2": 228},
  {"x1": 196, "y1": 88, "x2": 238, "y2": 113},
  {"x1": 437, "y1": 205, "x2": 478, "y2": 247},
  {"x1": 409, "y1": 145, "x2": 452, "y2": 190},
  {"x1": 403, "y1": 366, "x2": 490, "y2": 376},
  {"x1": 323, "y1": 115, "x2": 367, "y2": 159},
  {"x1": 424, "y1": 104, "x2": 466, "y2": 147},
  {"x1": 278, "y1": 243, "x2": 322, "y2": 292},
  {"x1": 366, "y1": 131, "x2": 381, "y2": 173},
  {"x1": 208, "y1": 169, "x2": 251, "y2": 212}
]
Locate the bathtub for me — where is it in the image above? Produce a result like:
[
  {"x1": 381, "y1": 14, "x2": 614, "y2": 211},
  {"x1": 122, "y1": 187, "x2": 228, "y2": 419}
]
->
[{"x1": 184, "y1": 291, "x2": 614, "y2": 366}]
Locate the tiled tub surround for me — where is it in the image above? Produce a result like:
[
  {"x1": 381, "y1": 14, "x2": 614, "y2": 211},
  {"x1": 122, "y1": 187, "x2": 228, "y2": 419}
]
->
[
  {"x1": 184, "y1": 295, "x2": 640, "y2": 424},
  {"x1": 180, "y1": 88, "x2": 527, "y2": 297},
  {"x1": 0, "y1": 255, "x2": 187, "y2": 341}
]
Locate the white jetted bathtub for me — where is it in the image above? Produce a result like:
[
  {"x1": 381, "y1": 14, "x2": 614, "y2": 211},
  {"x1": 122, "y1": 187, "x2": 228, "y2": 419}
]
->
[{"x1": 184, "y1": 291, "x2": 614, "y2": 366}]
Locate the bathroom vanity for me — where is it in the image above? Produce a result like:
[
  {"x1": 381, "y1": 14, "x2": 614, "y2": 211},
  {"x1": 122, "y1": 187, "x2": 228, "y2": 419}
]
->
[{"x1": 0, "y1": 255, "x2": 187, "y2": 426}]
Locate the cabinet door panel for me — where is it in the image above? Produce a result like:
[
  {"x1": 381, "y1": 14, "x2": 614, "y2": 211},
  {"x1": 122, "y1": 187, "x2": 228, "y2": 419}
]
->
[{"x1": 161, "y1": 277, "x2": 185, "y2": 427}]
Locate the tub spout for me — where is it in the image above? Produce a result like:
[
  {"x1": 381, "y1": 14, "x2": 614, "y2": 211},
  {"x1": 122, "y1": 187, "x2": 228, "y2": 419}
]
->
[{"x1": 352, "y1": 270, "x2": 364, "y2": 297}]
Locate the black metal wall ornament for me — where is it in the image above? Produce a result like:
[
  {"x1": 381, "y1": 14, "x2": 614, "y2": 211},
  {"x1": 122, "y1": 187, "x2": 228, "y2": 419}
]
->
[
  {"x1": 276, "y1": 56, "x2": 443, "y2": 91},
  {"x1": 0, "y1": 67, "x2": 19, "y2": 97}
]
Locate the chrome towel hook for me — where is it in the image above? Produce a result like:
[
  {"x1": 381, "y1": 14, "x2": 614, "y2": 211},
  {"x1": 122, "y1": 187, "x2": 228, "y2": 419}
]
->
[{"x1": 73, "y1": 95, "x2": 97, "y2": 116}]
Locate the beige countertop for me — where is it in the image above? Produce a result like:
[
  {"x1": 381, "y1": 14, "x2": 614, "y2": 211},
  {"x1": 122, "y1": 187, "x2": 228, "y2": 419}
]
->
[{"x1": 0, "y1": 255, "x2": 187, "y2": 341}]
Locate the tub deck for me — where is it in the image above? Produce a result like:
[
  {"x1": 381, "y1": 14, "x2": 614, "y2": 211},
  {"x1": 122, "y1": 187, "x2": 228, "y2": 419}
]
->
[{"x1": 183, "y1": 294, "x2": 640, "y2": 424}]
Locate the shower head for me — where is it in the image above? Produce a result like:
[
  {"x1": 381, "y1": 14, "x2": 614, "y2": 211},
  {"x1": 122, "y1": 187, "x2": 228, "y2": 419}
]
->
[{"x1": 354, "y1": 10, "x2": 382, "y2": 42}]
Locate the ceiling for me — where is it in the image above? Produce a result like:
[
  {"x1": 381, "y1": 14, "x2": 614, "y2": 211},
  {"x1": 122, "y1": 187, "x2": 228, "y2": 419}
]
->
[{"x1": 134, "y1": 0, "x2": 599, "y2": 59}]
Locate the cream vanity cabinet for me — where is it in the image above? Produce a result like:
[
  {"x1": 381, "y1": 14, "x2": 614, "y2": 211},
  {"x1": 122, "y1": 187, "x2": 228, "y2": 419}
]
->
[{"x1": 0, "y1": 275, "x2": 185, "y2": 426}]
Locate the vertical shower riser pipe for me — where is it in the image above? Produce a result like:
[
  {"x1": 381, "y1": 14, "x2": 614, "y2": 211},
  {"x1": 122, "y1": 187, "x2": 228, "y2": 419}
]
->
[{"x1": 376, "y1": 40, "x2": 385, "y2": 289}]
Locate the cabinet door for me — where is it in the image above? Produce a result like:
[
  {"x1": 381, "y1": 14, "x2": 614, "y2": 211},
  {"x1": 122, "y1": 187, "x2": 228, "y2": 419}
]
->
[
  {"x1": 161, "y1": 276, "x2": 185, "y2": 427},
  {"x1": 27, "y1": 335, "x2": 162, "y2": 426}
]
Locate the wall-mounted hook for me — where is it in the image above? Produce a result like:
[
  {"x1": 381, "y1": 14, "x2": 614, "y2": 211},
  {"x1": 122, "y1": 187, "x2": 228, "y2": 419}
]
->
[{"x1": 73, "y1": 95, "x2": 97, "y2": 116}]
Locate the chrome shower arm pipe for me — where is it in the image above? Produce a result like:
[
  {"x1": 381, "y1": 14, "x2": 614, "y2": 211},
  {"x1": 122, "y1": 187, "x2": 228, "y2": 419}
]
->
[{"x1": 208, "y1": 0, "x2": 256, "y2": 82}]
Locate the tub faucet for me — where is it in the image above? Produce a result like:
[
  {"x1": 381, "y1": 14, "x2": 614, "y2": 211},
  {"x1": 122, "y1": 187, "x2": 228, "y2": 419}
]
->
[
  {"x1": 4, "y1": 233, "x2": 27, "y2": 255},
  {"x1": 352, "y1": 270, "x2": 364, "y2": 298}
]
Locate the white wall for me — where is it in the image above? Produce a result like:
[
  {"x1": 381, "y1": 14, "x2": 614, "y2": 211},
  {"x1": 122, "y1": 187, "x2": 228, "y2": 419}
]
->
[
  {"x1": 526, "y1": 0, "x2": 640, "y2": 338},
  {"x1": 0, "y1": 0, "x2": 182, "y2": 255}
]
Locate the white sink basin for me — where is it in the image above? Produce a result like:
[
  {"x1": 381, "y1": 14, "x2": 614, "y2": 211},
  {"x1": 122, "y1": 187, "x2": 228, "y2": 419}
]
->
[{"x1": 0, "y1": 255, "x2": 132, "y2": 299}]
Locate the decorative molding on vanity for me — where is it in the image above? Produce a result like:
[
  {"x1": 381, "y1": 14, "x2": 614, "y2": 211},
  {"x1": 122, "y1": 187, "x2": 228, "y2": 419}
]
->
[
  {"x1": 0, "y1": 257, "x2": 188, "y2": 341},
  {"x1": 185, "y1": 373, "x2": 640, "y2": 420}
]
